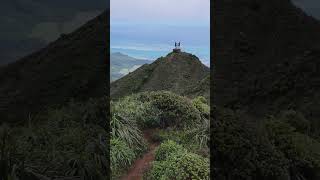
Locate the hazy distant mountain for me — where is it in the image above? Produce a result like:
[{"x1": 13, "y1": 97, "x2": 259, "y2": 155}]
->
[
  {"x1": 110, "y1": 51, "x2": 210, "y2": 99},
  {"x1": 111, "y1": 52, "x2": 150, "y2": 81}
]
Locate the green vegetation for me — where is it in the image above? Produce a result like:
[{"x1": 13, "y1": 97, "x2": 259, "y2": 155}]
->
[
  {"x1": 110, "y1": 91, "x2": 210, "y2": 179},
  {"x1": 154, "y1": 140, "x2": 186, "y2": 161},
  {"x1": 148, "y1": 141, "x2": 209, "y2": 180},
  {"x1": 110, "y1": 52, "x2": 210, "y2": 100},
  {"x1": 212, "y1": 106, "x2": 320, "y2": 180},
  {"x1": 111, "y1": 138, "x2": 136, "y2": 178},
  {"x1": 0, "y1": 98, "x2": 109, "y2": 180}
]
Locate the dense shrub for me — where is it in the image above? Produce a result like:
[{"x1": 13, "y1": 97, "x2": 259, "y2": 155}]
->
[
  {"x1": 212, "y1": 107, "x2": 290, "y2": 180},
  {"x1": 192, "y1": 96, "x2": 210, "y2": 118},
  {"x1": 111, "y1": 95, "x2": 161, "y2": 129},
  {"x1": 213, "y1": 106, "x2": 320, "y2": 180},
  {"x1": 111, "y1": 138, "x2": 136, "y2": 179},
  {"x1": 150, "y1": 151, "x2": 209, "y2": 180},
  {"x1": 278, "y1": 110, "x2": 311, "y2": 135},
  {"x1": 266, "y1": 118, "x2": 320, "y2": 180},
  {"x1": 152, "y1": 129, "x2": 186, "y2": 143},
  {"x1": 155, "y1": 140, "x2": 186, "y2": 161},
  {"x1": 0, "y1": 98, "x2": 109, "y2": 179},
  {"x1": 137, "y1": 91, "x2": 201, "y2": 128}
]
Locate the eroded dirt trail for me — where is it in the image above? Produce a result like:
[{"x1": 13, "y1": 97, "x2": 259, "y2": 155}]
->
[{"x1": 120, "y1": 129, "x2": 159, "y2": 180}]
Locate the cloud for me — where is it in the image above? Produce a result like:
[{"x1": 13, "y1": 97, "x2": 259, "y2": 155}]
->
[
  {"x1": 111, "y1": 43, "x2": 171, "y2": 52},
  {"x1": 111, "y1": 0, "x2": 210, "y2": 24},
  {"x1": 119, "y1": 65, "x2": 142, "y2": 75},
  {"x1": 29, "y1": 10, "x2": 101, "y2": 43}
]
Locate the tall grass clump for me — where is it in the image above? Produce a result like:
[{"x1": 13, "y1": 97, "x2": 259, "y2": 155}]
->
[
  {"x1": 0, "y1": 98, "x2": 109, "y2": 180},
  {"x1": 110, "y1": 96, "x2": 148, "y2": 153},
  {"x1": 111, "y1": 138, "x2": 136, "y2": 179}
]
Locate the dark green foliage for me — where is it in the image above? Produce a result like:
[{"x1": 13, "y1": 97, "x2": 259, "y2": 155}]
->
[
  {"x1": 150, "y1": 141, "x2": 209, "y2": 180},
  {"x1": 138, "y1": 91, "x2": 201, "y2": 128},
  {"x1": 0, "y1": 98, "x2": 109, "y2": 180},
  {"x1": 213, "y1": 106, "x2": 320, "y2": 180},
  {"x1": 152, "y1": 129, "x2": 187, "y2": 145},
  {"x1": 111, "y1": 97, "x2": 147, "y2": 154},
  {"x1": 111, "y1": 138, "x2": 136, "y2": 179},
  {"x1": 192, "y1": 96, "x2": 210, "y2": 117},
  {"x1": 111, "y1": 92, "x2": 210, "y2": 179},
  {"x1": 0, "y1": 12, "x2": 108, "y2": 125},
  {"x1": 110, "y1": 52, "x2": 209, "y2": 100},
  {"x1": 212, "y1": 107, "x2": 290, "y2": 180},
  {"x1": 277, "y1": 110, "x2": 311, "y2": 135},
  {"x1": 154, "y1": 140, "x2": 186, "y2": 161},
  {"x1": 266, "y1": 118, "x2": 320, "y2": 180}
]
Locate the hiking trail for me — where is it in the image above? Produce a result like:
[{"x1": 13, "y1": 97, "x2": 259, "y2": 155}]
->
[{"x1": 120, "y1": 129, "x2": 159, "y2": 180}]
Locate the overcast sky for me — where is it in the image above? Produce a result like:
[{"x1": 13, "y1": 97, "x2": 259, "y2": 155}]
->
[
  {"x1": 292, "y1": 0, "x2": 320, "y2": 19},
  {"x1": 111, "y1": 0, "x2": 210, "y2": 26}
]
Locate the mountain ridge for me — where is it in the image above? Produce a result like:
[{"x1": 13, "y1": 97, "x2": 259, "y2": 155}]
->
[
  {"x1": 0, "y1": 11, "x2": 108, "y2": 124},
  {"x1": 111, "y1": 51, "x2": 210, "y2": 99},
  {"x1": 214, "y1": 0, "x2": 320, "y2": 116}
]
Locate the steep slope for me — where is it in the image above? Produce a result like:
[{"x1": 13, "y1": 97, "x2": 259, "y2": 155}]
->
[
  {"x1": 110, "y1": 51, "x2": 209, "y2": 99},
  {"x1": 214, "y1": 0, "x2": 320, "y2": 117},
  {"x1": 111, "y1": 52, "x2": 150, "y2": 81},
  {"x1": 0, "y1": 11, "x2": 108, "y2": 124}
]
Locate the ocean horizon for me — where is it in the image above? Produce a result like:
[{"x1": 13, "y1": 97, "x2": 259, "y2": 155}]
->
[
  {"x1": 111, "y1": 22, "x2": 210, "y2": 67},
  {"x1": 111, "y1": 43, "x2": 210, "y2": 67}
]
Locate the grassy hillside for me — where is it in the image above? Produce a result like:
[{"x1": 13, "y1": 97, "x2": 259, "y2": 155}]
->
[
  {"x1": 0, "y1": 11, "x2": 108, "y2": 125},
  {"x1": 111, "y1": 52, "x2": 210, "y2": 99},
  {"x1": 213, "y1": 0, "x2": 320, "y2": 179}
]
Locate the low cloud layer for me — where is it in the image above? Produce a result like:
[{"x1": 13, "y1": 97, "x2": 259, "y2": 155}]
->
[{"x1": 119, "y1": 65, "x2": 142, "y2": 75}]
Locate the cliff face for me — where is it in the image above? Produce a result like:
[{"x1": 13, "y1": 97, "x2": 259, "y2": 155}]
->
[
  {"x1": 0, "y1": 11, "x2": 108, "y2": 124},
  {"x1": 213, "y1": 0, "x2": 320, "y2": 116}
]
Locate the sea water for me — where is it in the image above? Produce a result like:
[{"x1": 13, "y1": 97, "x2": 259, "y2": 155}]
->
[{"x1": 111, "y1": 23, "x2": 210, "y2": 67}]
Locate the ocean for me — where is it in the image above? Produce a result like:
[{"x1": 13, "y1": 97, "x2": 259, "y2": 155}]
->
[{"x1": 111, "y1": 23, "x2": 210, "y2": 66}]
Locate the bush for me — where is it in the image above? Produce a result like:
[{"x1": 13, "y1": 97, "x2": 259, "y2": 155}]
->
[
  {"x1": 2, "y1": 98, "x2": 109, "y2": 179},
  {"x1": 278, "y1": 110, "x2": 311, "y2": 135},
  {"x1": 150, "y1": 151, "x2": 209, "y2": 180},
  {"x1": 138, "y1": 91, "x2": 201, "y2": 128},
  {"x1": 266, "y1": 118, "x2": 320, "y2": 179},
  {"x1": 155, "y1": 140, "x2": 186, "y2": 161},
  {"x1": 111, "y1": 95, "x2": 160, "y2": 129},
  {"x1": 111, "y1": 138, "x2": 136, "y2": 178},
  {"x1": 111, "y1": 96, "x2": 147, "y2": 153},
  {"x1": 212, "y1": 107, "x2": 290, "y2": 180},
  {"x1": 192, "y1": 96, "x2": 210, "y2": 118}
]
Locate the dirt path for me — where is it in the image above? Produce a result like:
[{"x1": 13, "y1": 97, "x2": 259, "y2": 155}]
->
[{"x1": 120, "y1": 129, "x2": 159, "y2": 180}]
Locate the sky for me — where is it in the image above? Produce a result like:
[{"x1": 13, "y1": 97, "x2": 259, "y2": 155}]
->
[
  {"x1": 0, "y1": 0, "x2": 105, "y2": 65},
  {"x1": 292, "y1": 0, "x2": 320, "y2": 19},
  {"x1": 110, "y1": 0, "x2": 211, "y2": 66},
  {"x1": 111, "y1": 0, "x2": 210, "y2": 25}
]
